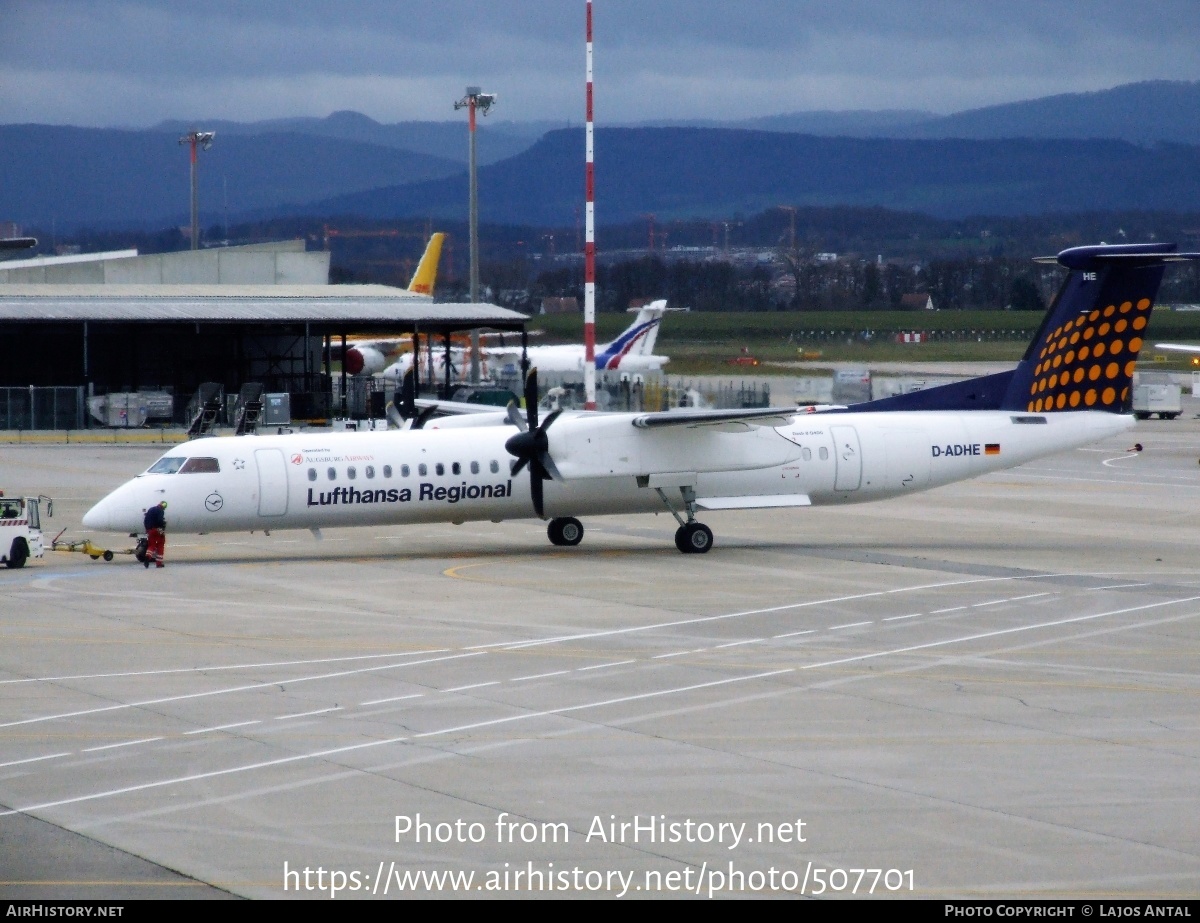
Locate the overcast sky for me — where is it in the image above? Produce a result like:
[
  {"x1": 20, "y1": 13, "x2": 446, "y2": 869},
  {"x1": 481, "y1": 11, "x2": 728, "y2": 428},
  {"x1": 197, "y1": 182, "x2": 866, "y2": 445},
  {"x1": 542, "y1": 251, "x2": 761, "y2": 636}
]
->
[{"x1": 3, "y1": 1, "x2": 1199, "y2": 127}]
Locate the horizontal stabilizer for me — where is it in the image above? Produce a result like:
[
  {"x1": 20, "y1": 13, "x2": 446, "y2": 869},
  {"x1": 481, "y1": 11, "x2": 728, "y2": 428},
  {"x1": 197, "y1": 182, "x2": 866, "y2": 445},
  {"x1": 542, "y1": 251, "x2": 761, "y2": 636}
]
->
[{"x1": 697, "y1": 495, "x2": 812, "y2": 510}]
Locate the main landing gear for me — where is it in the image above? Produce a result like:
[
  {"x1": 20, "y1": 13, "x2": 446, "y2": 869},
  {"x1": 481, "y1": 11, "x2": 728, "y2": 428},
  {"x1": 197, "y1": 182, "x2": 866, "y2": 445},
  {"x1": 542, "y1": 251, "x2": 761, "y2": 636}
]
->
[
  {"x1": 547, "y1": 517, "x2": 584, "y2": 547},
  {"x1": 675, "y1": 521, "x2": 714, "y2": 554},
  {"x1": 656, "y1": 485, "x2": 714, "y2": 554}
]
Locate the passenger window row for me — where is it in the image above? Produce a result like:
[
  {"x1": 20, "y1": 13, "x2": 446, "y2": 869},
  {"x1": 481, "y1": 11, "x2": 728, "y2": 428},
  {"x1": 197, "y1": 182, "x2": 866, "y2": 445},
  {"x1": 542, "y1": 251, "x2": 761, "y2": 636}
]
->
[{"x1": 306, "y1": 460, "x2": 503, "y2": 482}]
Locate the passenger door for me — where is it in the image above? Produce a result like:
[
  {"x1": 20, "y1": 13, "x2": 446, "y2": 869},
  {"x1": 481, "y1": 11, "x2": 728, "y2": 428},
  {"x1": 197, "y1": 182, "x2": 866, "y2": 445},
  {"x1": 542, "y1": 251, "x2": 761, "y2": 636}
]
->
[
  {"x1": 830, "y1": 425, "x2": 862, "y2": 491},
  {"x1": 255, "y1": 449, "x2": 289, "y2": 517}
]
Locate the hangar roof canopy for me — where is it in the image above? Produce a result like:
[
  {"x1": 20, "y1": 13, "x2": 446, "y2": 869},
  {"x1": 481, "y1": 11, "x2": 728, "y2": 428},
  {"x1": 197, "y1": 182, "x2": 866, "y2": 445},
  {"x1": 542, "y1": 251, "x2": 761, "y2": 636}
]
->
[{"x1": 0, "y1": 284, "x2": 529, "y2": 332}]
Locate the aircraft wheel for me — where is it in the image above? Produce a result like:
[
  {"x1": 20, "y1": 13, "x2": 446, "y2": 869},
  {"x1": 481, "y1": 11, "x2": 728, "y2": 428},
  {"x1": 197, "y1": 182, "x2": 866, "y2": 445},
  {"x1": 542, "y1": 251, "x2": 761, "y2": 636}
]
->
[
  {"x1": 548, "y1": 517, "x2": 584, "y2": 547},
  {"x1": 5, "y1": 539, "x2": 27, "y2": 569},
  {"x1": 674, "y1": 522, "x2": 714, "y2": 554}
]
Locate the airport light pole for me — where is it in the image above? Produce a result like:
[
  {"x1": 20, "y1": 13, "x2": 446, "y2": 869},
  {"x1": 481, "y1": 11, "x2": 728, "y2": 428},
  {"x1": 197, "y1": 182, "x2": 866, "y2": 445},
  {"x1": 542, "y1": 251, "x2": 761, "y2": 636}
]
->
[
  {"x1": 455, "y1": 87, "x2": 496, "y2": 384},
  {"x1": 178, "y1": 131, "x2": 215, "y2": 250},
  {"x1": 583, "y1": 0, "x2": 597, "y2": 410}
]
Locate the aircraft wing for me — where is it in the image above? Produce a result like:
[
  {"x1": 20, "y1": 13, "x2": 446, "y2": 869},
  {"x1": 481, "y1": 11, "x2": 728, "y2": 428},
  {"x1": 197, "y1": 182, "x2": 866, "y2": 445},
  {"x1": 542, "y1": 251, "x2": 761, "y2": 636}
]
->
[
  {"x1": 403, "y1": 398, "x2": 519, "y2": 431},
  {"x1": 631, "y1": 407, "x2": 797, "y2": 429},
  {"x1": 1154, "y1": 343, "x2": 1200, "y2": 354},
  {"x1": 414, "y1": 397, "x2": 504, "y2": 416}
]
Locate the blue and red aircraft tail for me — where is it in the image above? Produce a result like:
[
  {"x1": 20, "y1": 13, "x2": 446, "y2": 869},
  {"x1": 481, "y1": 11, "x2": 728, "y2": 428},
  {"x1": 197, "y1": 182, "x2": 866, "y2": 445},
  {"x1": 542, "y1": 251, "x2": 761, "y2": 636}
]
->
[
  {"x1": 595, "y1": 301, "x2": 666, "y2": 370},
  {"x1": 861, "y1": 243, "x2": 1200, "y2": 413}
]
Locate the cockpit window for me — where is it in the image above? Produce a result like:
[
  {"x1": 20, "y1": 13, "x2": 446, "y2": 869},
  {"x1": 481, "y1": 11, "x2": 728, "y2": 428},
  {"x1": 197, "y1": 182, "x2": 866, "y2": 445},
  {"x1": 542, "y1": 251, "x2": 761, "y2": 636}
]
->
[
  {"x1": 179, "y1": 457, "x2": 220, "y2": 474},
  {"x1": 147, "y1": 457, "x2": 186, "y2": 474}
]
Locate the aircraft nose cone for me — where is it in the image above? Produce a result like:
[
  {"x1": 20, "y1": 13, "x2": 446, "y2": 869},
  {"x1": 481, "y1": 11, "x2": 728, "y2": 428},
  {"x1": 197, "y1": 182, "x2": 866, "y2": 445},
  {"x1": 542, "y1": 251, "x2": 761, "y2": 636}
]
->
[
  {"x1": 81, "y1": 497, "x2": 111, "y2": 530},
  {"x1": 83, "y1": 484, "x2": 143, "y2": 533}
]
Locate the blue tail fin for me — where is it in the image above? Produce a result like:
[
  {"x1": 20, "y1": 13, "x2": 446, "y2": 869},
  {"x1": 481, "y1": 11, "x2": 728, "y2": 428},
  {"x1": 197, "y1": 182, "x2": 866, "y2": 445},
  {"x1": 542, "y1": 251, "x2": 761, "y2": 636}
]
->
[
  {"x1": 1004, "y1": 243, "x2": 1177, "y2": 412},
  {"x1": 595, "y1": 301, "x2": 666, "y2": 370},
  {"x1": 861, "y1": 243, "x2": 1198, "y2": 413}
]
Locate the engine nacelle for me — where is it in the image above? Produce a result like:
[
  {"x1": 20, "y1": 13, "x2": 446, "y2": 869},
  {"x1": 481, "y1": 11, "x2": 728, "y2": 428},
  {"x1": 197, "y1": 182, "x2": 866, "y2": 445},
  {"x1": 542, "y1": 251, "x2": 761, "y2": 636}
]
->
[{"x1": 345, "y1": 346, "x2": 387, "y2": 377}]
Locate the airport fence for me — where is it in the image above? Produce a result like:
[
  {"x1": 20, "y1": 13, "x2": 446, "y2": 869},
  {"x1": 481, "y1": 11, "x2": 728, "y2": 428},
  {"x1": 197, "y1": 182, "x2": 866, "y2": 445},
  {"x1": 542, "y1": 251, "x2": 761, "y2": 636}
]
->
[
  {"x1": 329, "y1": 371, "x2": 776, "y2": 418},
  {"x1": 0, "y1": 386, "x2": 85, "y2": 430},
  {"x1": 791, "y1": 327, "x2": 1036, "y2": 343},
  {"x1": 537, "y1": 372, "x2": 771, "y2": 412}
]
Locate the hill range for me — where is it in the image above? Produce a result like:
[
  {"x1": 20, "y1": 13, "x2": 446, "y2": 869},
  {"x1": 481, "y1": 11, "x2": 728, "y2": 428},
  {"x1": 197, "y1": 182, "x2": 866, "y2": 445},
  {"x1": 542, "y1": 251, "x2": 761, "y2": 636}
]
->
[{"x1": 3, "y1": 80, "x2": 1199, "y2": 231}]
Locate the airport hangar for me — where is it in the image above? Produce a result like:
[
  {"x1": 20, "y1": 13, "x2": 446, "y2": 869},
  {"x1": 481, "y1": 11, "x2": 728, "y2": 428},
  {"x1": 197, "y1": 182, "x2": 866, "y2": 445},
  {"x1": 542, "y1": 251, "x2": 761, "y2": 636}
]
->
[{"x1": 0, "y1": 243, "x2": 529, "y2": 426}]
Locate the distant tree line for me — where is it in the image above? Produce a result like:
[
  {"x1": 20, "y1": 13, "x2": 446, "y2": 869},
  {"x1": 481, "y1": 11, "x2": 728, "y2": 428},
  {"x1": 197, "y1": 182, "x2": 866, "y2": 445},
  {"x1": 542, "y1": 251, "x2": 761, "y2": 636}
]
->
[
  {"x1": 36, "y1": 206, "x2": 1200, "y2": 312},
  {"x1": 517, "y1": 254, "x2": 1056, "y2": 313}
]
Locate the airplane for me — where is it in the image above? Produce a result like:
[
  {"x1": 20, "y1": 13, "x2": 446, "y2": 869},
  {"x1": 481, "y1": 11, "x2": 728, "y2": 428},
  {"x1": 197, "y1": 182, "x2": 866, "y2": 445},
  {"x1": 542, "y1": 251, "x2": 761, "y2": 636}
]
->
[
  {"x1": 362, "y1": 301, "x2": 672, "y2": 381},
  {"x1": 82, "y1": 242, "x2": 1198, "y2": 555},
  {"x1": 1151, "y1": 342, "x2": 1200, "y2": 365},
  {"x1": 339, "y1": 232, "x2": 445, "y2": 375}
]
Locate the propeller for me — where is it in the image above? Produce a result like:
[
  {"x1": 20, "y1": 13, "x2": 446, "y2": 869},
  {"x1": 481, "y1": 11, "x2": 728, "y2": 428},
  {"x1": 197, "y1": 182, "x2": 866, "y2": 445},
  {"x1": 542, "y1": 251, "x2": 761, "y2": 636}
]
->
[{"x1": 504, "y1": 369, "x2": 561, "y2": 519}]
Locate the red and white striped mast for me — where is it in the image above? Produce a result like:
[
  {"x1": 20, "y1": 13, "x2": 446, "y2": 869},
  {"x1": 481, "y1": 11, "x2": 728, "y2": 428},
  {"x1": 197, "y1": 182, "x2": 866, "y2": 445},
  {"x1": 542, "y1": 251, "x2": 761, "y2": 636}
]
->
[{"x1": 583, "y1": 0, "x2": 597, "y2": 410}]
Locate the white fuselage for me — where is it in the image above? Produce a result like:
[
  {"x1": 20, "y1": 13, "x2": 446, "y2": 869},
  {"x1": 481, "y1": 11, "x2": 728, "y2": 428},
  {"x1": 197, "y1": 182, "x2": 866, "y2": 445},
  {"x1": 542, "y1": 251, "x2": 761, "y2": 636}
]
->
[{"x1": 83, "y1": 410, "x2": 1133, "y2": 536}]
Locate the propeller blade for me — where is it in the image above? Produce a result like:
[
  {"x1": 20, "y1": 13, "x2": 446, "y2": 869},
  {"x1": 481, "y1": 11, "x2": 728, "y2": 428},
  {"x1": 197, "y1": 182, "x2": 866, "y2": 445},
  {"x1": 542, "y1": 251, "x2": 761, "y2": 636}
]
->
[
  {"x1": 505, "y1": 401, "x2": 527, "y2": 431},
  {"x1": 530, "y1": 469, "x2": 545, "y2": 519},
  {"x1": 400, "y1": 367, "x2": 417, "y2": 419},
  {"x1": 524, "y1": 368, "x2": 539, "y2": 432},
  {"x1": 533, "y1": 410, "x2": 562, "y2": 480},
  {"x1": 411, "y1": 405, "x2": 438, "y2": 430}
]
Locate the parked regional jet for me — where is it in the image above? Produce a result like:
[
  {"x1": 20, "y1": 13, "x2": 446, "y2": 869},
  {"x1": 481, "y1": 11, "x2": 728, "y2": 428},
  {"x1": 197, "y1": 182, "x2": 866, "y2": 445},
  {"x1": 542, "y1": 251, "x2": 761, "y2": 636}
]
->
[
  {"x1": 83, "y1": 244, "x2": 1197, "y2": 555},
  {"x1": 339, "y1": 233, "x2": 445, "y2": 375},
  {"x1": 365, "y1": 301, "x2": 672, "y2": 381}
]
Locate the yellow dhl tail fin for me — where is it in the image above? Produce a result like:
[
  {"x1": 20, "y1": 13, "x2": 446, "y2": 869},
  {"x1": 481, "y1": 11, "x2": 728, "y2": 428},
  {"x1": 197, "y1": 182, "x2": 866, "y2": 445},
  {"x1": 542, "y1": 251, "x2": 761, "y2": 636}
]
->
[{"x1": 407, "y1": 232, "x2": 445, "y2": 295}]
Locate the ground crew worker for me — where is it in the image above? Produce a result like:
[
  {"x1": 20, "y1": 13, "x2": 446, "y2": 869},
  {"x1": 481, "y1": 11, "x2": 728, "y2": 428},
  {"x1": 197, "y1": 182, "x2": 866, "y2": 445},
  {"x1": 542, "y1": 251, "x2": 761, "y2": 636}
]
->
[{"x1": 143, "y1": 500, "x2": 167, "y2": 569}]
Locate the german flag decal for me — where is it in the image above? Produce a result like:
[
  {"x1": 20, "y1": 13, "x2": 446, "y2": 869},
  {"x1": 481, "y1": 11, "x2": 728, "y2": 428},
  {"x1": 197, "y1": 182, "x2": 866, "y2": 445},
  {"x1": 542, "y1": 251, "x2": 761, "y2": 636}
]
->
[{"x1": 985, "y1": 443, "x2": 1001, "y2": 455}]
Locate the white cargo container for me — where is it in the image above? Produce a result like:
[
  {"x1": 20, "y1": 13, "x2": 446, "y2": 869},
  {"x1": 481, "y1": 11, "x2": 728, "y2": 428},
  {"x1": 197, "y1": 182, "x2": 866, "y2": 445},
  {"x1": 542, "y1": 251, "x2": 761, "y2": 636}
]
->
[{"x1": 1132, "y1": 382, "x2": 1182, "y2": 419}]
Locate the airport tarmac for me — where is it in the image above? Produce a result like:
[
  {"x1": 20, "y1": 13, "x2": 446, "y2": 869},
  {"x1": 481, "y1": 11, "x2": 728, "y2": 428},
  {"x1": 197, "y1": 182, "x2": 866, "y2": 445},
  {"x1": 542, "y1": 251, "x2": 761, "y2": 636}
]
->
[{"x1": 2, "y1": 407, "x2": 1200, "y2": 900}]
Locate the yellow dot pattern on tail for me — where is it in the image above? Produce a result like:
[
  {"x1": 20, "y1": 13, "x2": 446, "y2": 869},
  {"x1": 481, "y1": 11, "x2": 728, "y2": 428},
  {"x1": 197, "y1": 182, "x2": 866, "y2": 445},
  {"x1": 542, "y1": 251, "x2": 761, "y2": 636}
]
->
[{"x1": 1026, "y1": 298, "x2": 1150, "y2": 412}]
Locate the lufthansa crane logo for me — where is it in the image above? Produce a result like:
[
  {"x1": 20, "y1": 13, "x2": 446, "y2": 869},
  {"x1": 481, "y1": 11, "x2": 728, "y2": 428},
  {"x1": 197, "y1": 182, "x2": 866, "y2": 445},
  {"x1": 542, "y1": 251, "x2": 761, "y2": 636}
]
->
[{"x1": 205, "y1": 492, "x2": 224, "y2": 512}]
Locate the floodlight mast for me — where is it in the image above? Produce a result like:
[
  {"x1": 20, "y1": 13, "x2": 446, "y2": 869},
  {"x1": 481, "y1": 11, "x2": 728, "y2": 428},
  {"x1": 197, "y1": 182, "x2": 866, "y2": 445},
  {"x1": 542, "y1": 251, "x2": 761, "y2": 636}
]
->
[
  {"x1": 583, "y1": 1, "x2": 596, "y2": 410},
  {"x1": 178, "y1": 131, "x2": 215, "y2": 251},
  {"x1": 455, "y1": 87, "x2": 496, "y2": 384}
]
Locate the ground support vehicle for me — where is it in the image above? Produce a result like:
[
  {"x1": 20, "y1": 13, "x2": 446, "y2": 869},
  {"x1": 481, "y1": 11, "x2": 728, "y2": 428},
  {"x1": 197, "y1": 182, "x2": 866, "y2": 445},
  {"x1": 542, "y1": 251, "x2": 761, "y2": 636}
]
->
[{"x1": 0, "y1": 494, "x2": 51, "y2": 569}]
